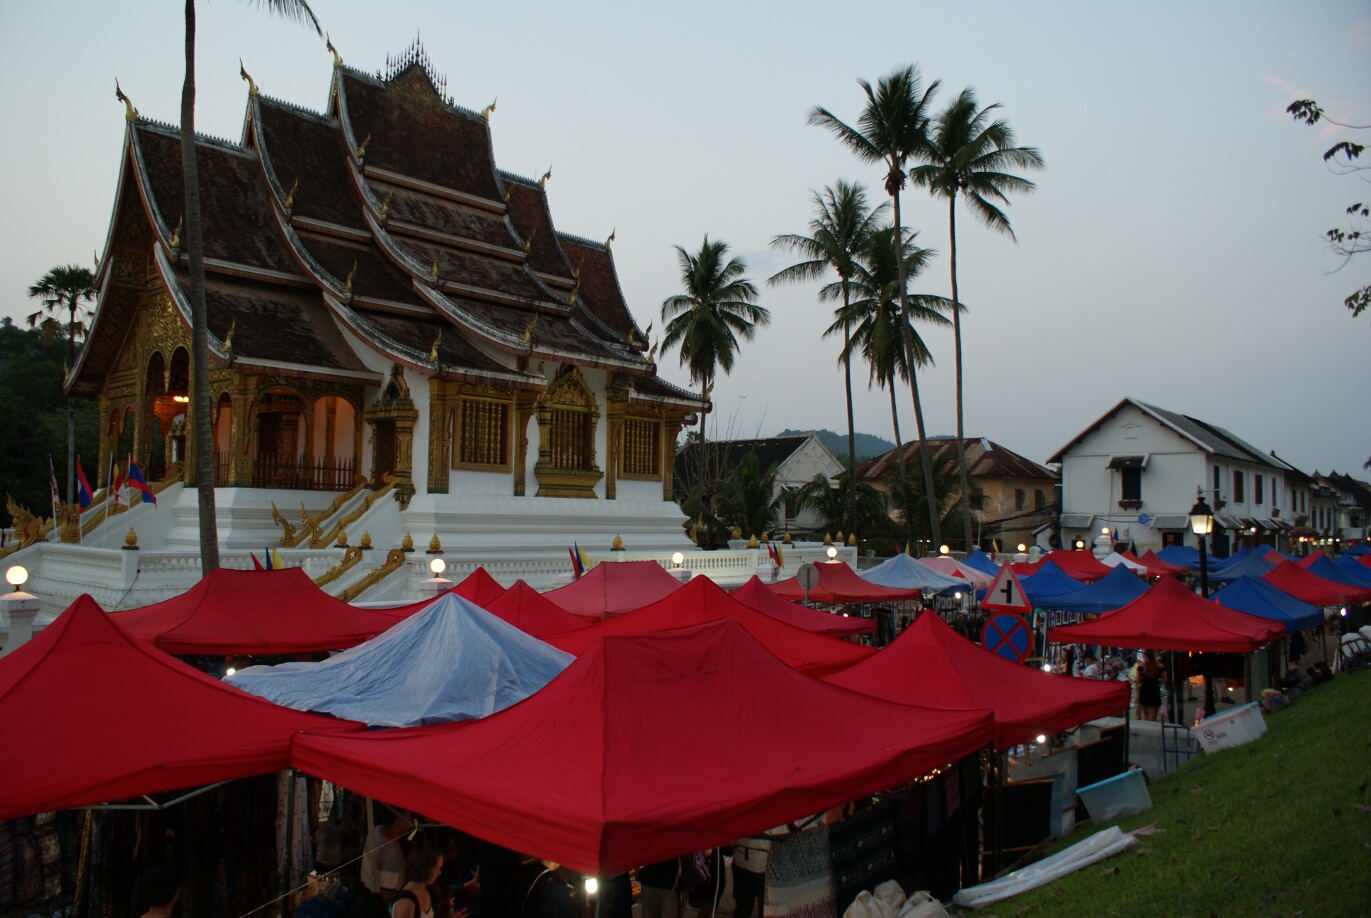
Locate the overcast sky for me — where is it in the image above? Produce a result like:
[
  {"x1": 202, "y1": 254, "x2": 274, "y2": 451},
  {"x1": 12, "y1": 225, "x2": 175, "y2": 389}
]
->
[{"x1": 2, "y1": 1, "x2": 1367, "y2": 475}]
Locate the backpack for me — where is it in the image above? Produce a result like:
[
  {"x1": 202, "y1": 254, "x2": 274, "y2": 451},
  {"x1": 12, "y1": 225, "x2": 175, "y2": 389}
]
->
[{"x1": 679, "y1": 852, "x2": 710, "y2": 892}]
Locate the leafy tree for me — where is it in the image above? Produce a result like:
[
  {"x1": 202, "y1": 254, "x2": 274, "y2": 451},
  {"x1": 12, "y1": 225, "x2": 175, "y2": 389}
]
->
[
  {"x1": 884, "y1": 451, "x2": 985, "y2": 547},
  {"x1": 0, "y1": 320, "x2": 99, "y2": 529},
  {"x1": 769, "y1": 181, "x2": 886, "y2": 543},
  {"x1": 27, "y1": 264, "x2": 97, "y2": 502},
  {"x1": 909, "y1": 87, "x2": 1044, "y2": 552},
  {"x1": 661, "y1": 236, "x2": 768, "y2": 494},
  {"x1": 811, "y1": 65, "x2": 944, "y2": 545},
  {"x1": 793, "y1": 471, "x2": 889, "y2": 539},
  {"x1": 1287, "y1": 99, "x2": 1369, "y2": 321},
  {"x1": 178, "y1": 0, "x2": 321, "y2": 571},
  {"x1": 710, "y1": 452, "x2": 783, "y2": 541}
]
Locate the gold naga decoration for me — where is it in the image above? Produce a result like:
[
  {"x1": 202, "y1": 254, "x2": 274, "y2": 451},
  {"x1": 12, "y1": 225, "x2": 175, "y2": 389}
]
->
[
  {"x1": 326, "y1": 34, "x2": 343, "y2": 69},
  {"x1": 565, "y1": 277, "x2": 580, "y2": 306},
  {"x1": 647, "y1": 338, "x2": 659, "y2": 364},
  {"x1": 428, "y1": 327, "x2": 442, "y2": 362},
  {"x1": 239, "y1": 60, "x2": 259, "y2": 97},
  {"x1": 521, "y1": 226, "x2": 538, "y2": 253},
  {"x1": 480, "y1": 98, "x2": 497, "y2": 121},
  {"x1": 168, "y1": 216, "x2": 183, "y2": 249},
  {"x1": 605, "y1": 228, "x2": 616, "y2": 248},
  {"x1": 114, "y1": 79, "x2": 138, "y2": 122},
  {"x1": 428, "y1": 256, "x2": 440, "y2": 280},
  {"x1": 519, "y1": 314, "x2": 538, "y2": 346},
  {"x1": 379, "y1": 190, "x2": 393, "y2": 215},
  {"x1": 284, "y1": 178, "x2": 299, "y2": 210},
  {"x1": 355, "y1": 133, "x2": 371, "y2": 158},
  {"x1": 501, "y1": 184, "x2": 513, "y2": 203},
  {"x1": 537, "y1": 166, "x2": 552, "y2": 189},
  {"x1": 222, "y1": 318, "x2": 235, "y2": 353},
  {"x1": 343, "y1": 262, "x2": 357, "y2": 295}
]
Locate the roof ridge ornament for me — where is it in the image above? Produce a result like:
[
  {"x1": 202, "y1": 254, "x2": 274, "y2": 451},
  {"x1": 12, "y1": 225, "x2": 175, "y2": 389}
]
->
[
  {"x1": 114, "y1": 79, "x2": 138, "y2": 122},
  {"x1": 344, "y1": 262, "x2": 357, "y2": 296},
  {"x1": 222, "y1": 318, "x2": 235, "y2": 353},
  {"x1": 428, "y1": 257, "x2": 440, "y2": 280},
  {"x1": 480, "y1": 98, "x2": 497, "y2": 122},
  {"x1": 429, "y1": 327, "x2": 442, "y2": 362},
  {"x1": 326, "y1": 34, "x2": 343, "y2": 69},
  {"x1": 538, "y1": 166, "x2": 552, "y2": 189},
  {"x1": 239, "y1": 59, "x2": 259, "y2": 97},
  {"x1": 522, "y1": 226, "x2": 538, "y2": 253},
  {"x1": 283, "y1": 178, "x2": 298, "y2": 211},
  {"x1": 605, "y1": 228, "x2": 616, "y2": 248},
  {"x1": 501, "y1": 184, "x2": 513, "y2": 203},
  {"x1": 520, "y1": 314, "x2": 538, "y2": 346},
  {"x1": 169, "y1": 216, "x2": 183, "y2": 249},
  {"x1": 355, "y1": 133, "x2": 371, "y2": 159},
  {"x1": 379, "y1": 190, "x2": 393, "y2": 215}
]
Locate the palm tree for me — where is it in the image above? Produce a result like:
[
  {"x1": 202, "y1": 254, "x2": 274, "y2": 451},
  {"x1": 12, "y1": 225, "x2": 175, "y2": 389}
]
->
[
  {"x1": 711, "y1": 452, "x2": 784, "y2": 541},
  {"x1": 909, "y1": 87, "x2": 1044, "y2": 553},
  {"x1": 27, "y1": 264, "x2": 97, "y2": 503},
  {"x1": 885, "y1": 452, "x2": 986, "y2": 546},
  {"x1": 840, "y1": 225, "x2": 953, "y2": 550},
  {"x1": 793, "y1": 471, "x2": 888, "y2": 539},
  {"x1": 180, "y1": 0, "x2": 320, "y2": 570},
  {"x1": 660, "y1": 236, "x2": 768, "y2": 495},
  {"x1": 769, "y1": 181, "x2": 885, "y2": 544},
  {"x1": 811, "y1": 65, "x2": 944, "y2": 545}
]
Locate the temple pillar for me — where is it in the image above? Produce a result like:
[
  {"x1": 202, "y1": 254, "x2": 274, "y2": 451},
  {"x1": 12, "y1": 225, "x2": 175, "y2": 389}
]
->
[{"x1": 426, "y1": 377, "x2": 457, "y2": 494}]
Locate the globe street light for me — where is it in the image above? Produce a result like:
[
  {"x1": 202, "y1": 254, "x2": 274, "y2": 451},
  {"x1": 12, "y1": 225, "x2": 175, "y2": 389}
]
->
[{"x1": 1190, "y1": 495, "x2": 1216, "y2": 719}]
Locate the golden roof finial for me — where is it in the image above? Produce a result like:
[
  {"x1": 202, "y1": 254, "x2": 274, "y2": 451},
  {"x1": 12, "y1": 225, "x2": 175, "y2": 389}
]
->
[
  {"x1": 571, "y1": 257, "x2": 583, "y2": 280},
  {"x1": 702, "y1": 381, "x2": 714, "y2": 402},
  {"x1": 355, "y1": 133, "x2": 371, "y2": 158},
  {"x1": 168, "y1": 215, "x2": 183, "y2": 249},
  {"x1": 611, "y1": 534, "x2": 624, "y2": 551},
  {"x1": 626, "y1": 329, "x2": 635, "y2": 348},
  {"x1": 344, "y1": 262, "x2": 357, "y2": 295},
  {"x1": 519, "y1": 314, "x2": 538, "y2": 345},
  {"x1": 605, "y1": 228, "x2": 616, "y2": 248},
  {"x1": 283, "y1": 178, "x2": 298, "y2": 210},
  {"x1": 379, "y1": 190, "x2": 393, "y2": 215},
  {"x1": 326, "y1": 34, "x2": 343, "y2": 68},
  {"x1": 114, "y1": 79, "x2": 138, "y2": 122},
  {"x1": 480, "y1": 97, "x2": 497, "y2": 121},
  {"x1": 501, "y1": 185, "x2": 513, "y2": 203},
  {"x1": 538, "y1": 165, "x2": 552, "y2": 189},
  {"x1": 521, "y1": 226, "x2": 537, "y2": 253},
  {"x1": 647, "y1": 338, "x2": 659, "y2": 364},
  {"x1": 428, "y1": 327, "x2": 442, "y2": 362},
  {"x1": 428, "y1": 256, "x2": 440, "y2": 280},
  {"x1": 239, "y1": 59, "x2": 259, "y2": 97},
  {"x1": 222, "y1": 318, "x2": 235, "y2": 353},
  {"x1": 565, "y1": 278, "x2": 580, "y2": 305}
]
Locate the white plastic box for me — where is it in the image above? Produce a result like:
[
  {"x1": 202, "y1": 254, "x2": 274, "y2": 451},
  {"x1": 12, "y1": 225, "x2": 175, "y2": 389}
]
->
[
  {"x1": 1194, "y1": 701, "x2": 1267, "y2": 753},
  {"x1": 1076, "y1": 768, "x2": 1152, "y2": 823}
]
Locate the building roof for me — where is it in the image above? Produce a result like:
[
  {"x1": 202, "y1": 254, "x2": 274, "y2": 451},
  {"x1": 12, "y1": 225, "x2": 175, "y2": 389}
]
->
[
  {"x1": 855, "y1": 436, "x2": 1057, "y2": 482},
  {"x1": 1047, "y1": 397, "x2": 1287, "y2": 469}
]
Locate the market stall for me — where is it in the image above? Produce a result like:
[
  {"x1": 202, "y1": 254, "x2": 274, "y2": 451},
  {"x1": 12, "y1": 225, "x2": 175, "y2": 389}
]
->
[
  {"x1": 542, "y1": 559, "x2": 682, "y2": 617},
  {"x1": 730, "y1": 575, "x2": 876, "y2": 638}
]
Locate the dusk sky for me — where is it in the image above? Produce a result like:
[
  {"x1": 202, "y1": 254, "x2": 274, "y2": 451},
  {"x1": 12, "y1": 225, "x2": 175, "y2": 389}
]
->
[{"x1": 2, "y1": 1, "x2": 1367, "y2": 475}]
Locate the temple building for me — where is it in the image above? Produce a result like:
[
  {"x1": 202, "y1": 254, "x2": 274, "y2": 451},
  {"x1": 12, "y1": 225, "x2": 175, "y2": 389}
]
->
[{"x1": 66, "y1": 43, "x2": 703, "y2": 561}]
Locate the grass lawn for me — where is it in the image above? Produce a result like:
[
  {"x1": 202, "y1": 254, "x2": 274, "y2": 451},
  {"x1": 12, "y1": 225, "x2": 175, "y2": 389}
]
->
[{"x1": 964, "y1": 671, "x2": 1371, "y2": 916}]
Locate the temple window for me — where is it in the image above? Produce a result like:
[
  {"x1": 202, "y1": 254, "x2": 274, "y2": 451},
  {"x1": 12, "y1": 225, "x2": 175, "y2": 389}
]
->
[
  {"x1": 621, "y1": 418, "x2": 661, "y2": 478},
  {"x1": 455, "y1": 396, "x2": 511, "y2": 469}
]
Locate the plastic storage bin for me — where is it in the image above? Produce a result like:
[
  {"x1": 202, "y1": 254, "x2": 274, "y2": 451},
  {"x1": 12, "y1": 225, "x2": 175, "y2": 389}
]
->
[
  {"x1": 1076, "y1": 768, "x2": 1152, "y2": 823},
  {"x1": 1194, "y1": 701, "x2": 1267, "y2": 753}
]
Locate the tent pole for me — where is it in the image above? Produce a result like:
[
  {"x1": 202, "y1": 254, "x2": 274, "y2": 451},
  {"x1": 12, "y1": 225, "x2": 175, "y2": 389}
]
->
[{"x1": 283, "y1": 768, "x2": 296, "y2": 918}]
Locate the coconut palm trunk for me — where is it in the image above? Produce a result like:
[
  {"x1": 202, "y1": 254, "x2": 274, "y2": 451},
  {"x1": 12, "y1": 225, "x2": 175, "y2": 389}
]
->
[
  {"x1": 841, "y1": 308, "x2": 858, "y2": 539},
  {"x1": 886, "y1": 382, "x2": 914, "y2": 546},
  {"x1": 890, "y1": 189, "x2": 941, "y2": 546},
  {"x1": 181, "y1": 0, "x2": 219, "y2": 570},
  {"x1": 947, "y1": 198, "x2": 974, "y2": 552}
]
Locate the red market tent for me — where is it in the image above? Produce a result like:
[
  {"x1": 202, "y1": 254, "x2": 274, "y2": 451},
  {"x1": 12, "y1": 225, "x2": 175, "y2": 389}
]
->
[
  {"x1": 114, "y1": 567, "x2": 402, "y2": 654},
  {"x1": 1136, "y1": 549, "x2": 1188, "y2": 577},
  {"x1": 379, "y1": 567, "x2": 511, "y2": 619},
  {"x1": 1047, "y1": 576, "x2": 1284, "y2": 653},
  {"x1": 768, "y1": 561, "x2": 921, "y2": 604},
  {"x1": 730, "y1": 575, "x2": 876, "y2": 638},
  {"x1": 483, "y1": 581, "x2": 598, "y2": 638},
  {"x1": 0, "y1": 595, "x2": 359, "y2": 819},
  {"x1": 1294, "y1": 551, "x2": 1324, "y2": 569},
  {"x1": 290, "y1": 619, "x2": 993, "y2": 876},
  {"x1": 827, "y1": 611, "x2": 1129, "y2": 750},
  {"x1": 543, "y1": 560, "x2": 681, "y2": 617},
  {"x1": 1262, "y1": 560, "x2": 1371, "y2": 606},
  {"x1": 546, "y1": 575, "x2": 874, "y2": 675},
  {"x1": 1012, "y1": 551, "x2": 1111, "y2": 583}
]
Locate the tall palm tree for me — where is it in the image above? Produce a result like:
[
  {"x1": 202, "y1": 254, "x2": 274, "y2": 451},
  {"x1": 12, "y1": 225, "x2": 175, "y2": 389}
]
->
[
  {"x1": 885, "y1": 452, "x2": 986, "y2": 546},
  {"x1": 840, "y1": 226, "x2": 953, "y2": 550},
  {"x1": 794, "y1": 471, "x2": 889, "y2": 540},
  {"x1": 180, "y1": 0, "x2": 320, "y2": 570},
  {"x1": 910, "y1": 87, "x2": 1044, "y2": 552},
  {"x1": 769, "y1": 181, "x2": 885, "y2": 543},
  {"x1": 27, "y1": 264, "x2": 97, "y2": 503},
  {"x1": 811, "y1": 65, "x2": 943, "y2": 545},
  {"x1": 711, "y1": 452, "x2": 784, "y2": 540},
  {"x1": 660, "y1": 236, "x2": 768, "y2": 495}
]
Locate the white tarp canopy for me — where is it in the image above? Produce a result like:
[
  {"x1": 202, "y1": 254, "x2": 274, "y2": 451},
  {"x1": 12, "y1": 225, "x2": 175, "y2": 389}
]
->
[
  {"x1": 1099, "y1": 551, "x2": 1148, "y2": 574},
  {"x1": 227, "y1": 594, "x2": 572, "y2": 727},
  {"x1": 859, "y1": 553, "x2": 970, "y2": 594}
]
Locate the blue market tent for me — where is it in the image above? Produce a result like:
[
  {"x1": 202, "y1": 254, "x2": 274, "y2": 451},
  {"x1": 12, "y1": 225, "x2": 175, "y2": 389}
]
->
[
  {"x1": 226, "y1": 594, "x2": 572, "y2": 727},
  {"x1": 860, "y1": 553, "x2": 969, "y2": 594},
  {"x1": 960, "y1": 549, "x2": 1001, "y2": 577},
  {"x1": 1208, "y1": 547, "x2": 1253, "y2": 571},
  {"x1": 1210, "y1": 575, "x2": 1324, "y2": 632},
  {"x1": 1207, "y1": 551, "x2": 1276, "y2": 585},
  {"x1": 1020, "y1": 561, "x2": 1087, "y2": 607},
  {"x1": 1335, "y1": 553, "x2": 1371, "y2": 580},
  {"x1": 1344, "y1": 544, "x2": 1371, "y2": 558},
  {"x1": 1039, "y1": 563, "x2": 1150, "y2": 614},
  {"x1": 1254, "y1": 545, "x2": 1301, "y2": 564},
  {"x1": 1307, "y1": 555, "x2": 1371, "y2": 590},
  {"x1": 1155, "y1": 546, "x2": 1199, "y2": 570}
]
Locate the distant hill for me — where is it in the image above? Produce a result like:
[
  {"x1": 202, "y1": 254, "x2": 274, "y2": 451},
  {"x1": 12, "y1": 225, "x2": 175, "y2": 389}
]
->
[{"x1": 777, "y1": 429, "x2": 896, "y2": 463}]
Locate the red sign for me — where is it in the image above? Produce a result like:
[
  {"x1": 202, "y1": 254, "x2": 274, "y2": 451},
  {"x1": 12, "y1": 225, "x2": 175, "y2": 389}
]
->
[{"x1": 981, "y1": 612, "x2": 1032, "y2": 663}]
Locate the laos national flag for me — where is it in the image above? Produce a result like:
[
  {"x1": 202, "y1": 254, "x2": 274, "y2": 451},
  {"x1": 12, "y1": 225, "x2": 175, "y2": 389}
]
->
[
  {"x1": 127, "y1": 458, "x2": 156, "y2": 506},
  {"x1": 75, "y1": 456, "x2": 94, "y2": 510}
]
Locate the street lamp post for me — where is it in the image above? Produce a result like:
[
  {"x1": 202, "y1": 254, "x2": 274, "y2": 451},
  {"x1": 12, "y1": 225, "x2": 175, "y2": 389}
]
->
[{"x1": 1190, "y1": 495, "x2": 1216, "y2": 719}]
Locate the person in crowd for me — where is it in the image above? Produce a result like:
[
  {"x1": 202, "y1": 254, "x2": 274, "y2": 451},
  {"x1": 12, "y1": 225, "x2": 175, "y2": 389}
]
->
[
  {"x1": 637, "y1": 857, "x2": 685, "y2": 918},
  {"x1": 1078, "y1": 653, "x2": 1101, "y2": 679},
  {"x1": 361, "y1": 806, "x2": 414, "y2": 901},
  {"x1": 392, "y1": 846, "x2": 462, "y2": 918},
  {"x1": 138, "y1": 862, "x2": 184, "y2": 918},
  {"x1": 520, "y1": 859, "x2": 576, "y2": 918},
  {"x1": 1136, "y1": 651, "x2": 1166, "y2": 722},
  {"x1": 733, "y1": 834, "x2": 771, "y2": 918}
]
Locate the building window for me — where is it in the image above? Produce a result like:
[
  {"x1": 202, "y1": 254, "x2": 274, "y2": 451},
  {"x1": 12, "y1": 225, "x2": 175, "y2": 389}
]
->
[
  {"x1": 1121, "y1": 468, "x2": 1142, "y2": 502},
  {"x1": 455, "y1": 397, "x2": 510, "y2": 469},
  {"x1": 548, "y1": 408, "x2": 593, "y2": 471},
  {"x1": 1213, "y1": 465, "x2": 1222, "y2": 500},
  {"x1": 1254, "y1": 474, "x2": 1263, "y2": 505},
  {"x1": 1233, "y1": 470, "x2": 1245, "y2": 503},
  {"x1": 1015, "y1": 489, "x2": 1025, "y2": 511},
  {"x1": 1035, "y1": 489, "x2": 1045, "y2": 510},
  {"x1": 784, "y1": 491, "x2": 799, "y2": 521},
  {"x1": 620, "y1": 418, "x2": 661, "y2": 477}
]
